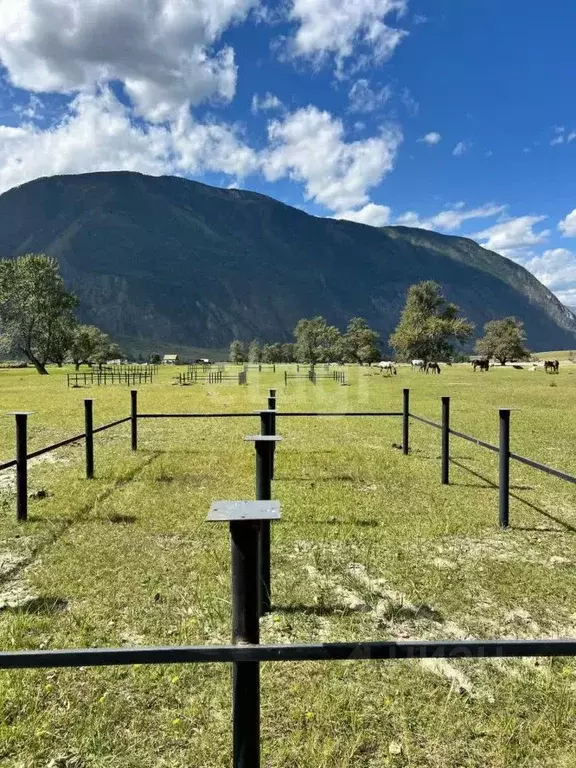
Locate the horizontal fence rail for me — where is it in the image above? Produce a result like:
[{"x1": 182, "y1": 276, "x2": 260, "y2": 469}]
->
[
  {"x1": 2, "y1": 637, "x2": 576, "y2": 670},
  {"x1": 509, "y1": 452, "x2": 576, "y2": 485}
]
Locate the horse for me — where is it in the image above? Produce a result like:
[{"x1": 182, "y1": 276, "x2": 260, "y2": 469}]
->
[
  {"x1": 426, "y1": 362, "x2": 441, "y2": 374},
  {"x1": 544, "y1": 360, "x2": 560, "y2": 374},
  {"x1": 411, "y1": 359, "x2": 425, "y2": 372},
  {"x1": 472, "y1": 359, "x2": 490, "y2": 372},
  {"x1": 378, "y1": 361, "x2": 397, "y2": 376}
]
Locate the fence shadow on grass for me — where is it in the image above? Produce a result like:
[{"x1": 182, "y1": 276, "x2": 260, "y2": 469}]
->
[
  {"x1": 0, "y1": 596, "x2": 68, "y2": 615},
  {"x1": 450, "y1": 459, "x2": 576, "y2": 534}
]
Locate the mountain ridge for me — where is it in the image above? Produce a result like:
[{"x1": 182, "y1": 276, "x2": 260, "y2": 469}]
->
[{"x1": 0, "y1": 170, "x2": 574, "y2": 353}]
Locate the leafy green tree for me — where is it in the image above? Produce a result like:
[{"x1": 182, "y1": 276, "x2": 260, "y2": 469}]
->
[
  {"x1": 229, "y1": 340, "x2": 245, "y2": 364},
  {"x1": 150, "y1": 353, "x2": 161, "y2": 364},
  {"x1": 48, "y1": 321, "x2": 76, "y2": 367},
  {"x1": 261, "y1": 343, "x2": 283, "y2": 363},
  {"x1": 248, "y1": 339, "x2": 262, "y2": 363},
  {"x1": 390, "y1": 281, "x2": 474, "y2": 363},
  {"x1": 0, "y1": 254, "x2": 78, "y2": 374},
  {"x1": 343, "y1": 317, "x2": 381, "y2": 364},
  {"x1": 475, "y1": 317, "x2": 529, "y2": 365},
  {"x1": 281, "y1": 343, "x2": 296, "y2": 363},
  {"x1": 294, "y1": 316, "x2": 341, "y2": 363},
  {"x1": 70, "y1": 325, "x2": 119, "y2": 370}
]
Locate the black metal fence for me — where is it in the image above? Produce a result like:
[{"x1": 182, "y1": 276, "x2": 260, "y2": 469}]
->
[
  {"x1": 67, "y1": 370, "x2": 155, "y2": 387},
  {"x1": 3, "y1": 387, "x2": 576, "y2": 766},
  {"x1": 410, "y1": 397, "x2": 576, "y2": 528}
]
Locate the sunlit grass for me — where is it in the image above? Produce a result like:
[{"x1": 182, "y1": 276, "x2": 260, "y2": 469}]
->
[{"x1": 1, "y1": 363, "x2": 576, "y2": 766}]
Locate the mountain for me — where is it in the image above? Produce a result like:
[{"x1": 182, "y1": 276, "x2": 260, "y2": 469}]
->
[{"x1": 0, "y1": 171, "x2": 574, "y2": 353}]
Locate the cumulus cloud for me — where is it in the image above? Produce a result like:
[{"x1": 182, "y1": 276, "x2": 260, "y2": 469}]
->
[
  {"x1": 262, "y1": 105, "x2": 402, "y2": 212},
  {"x1": 0, "y1": 0, "x2": 258, "y2": 121},
  {"x1": 251, "y1": 93, "x2": 284, "y2": 114},
  {"x1": 334, "y1": 203, "x2": 391, "y2": 226},
  {"x1": 559, "y1": 209, "x2": 576, "y2": 237},
  {"x1": 396, "y1": 203, "x2": 505, "y2": 232},
  {"x1": 418, "y1": 132, "x2": 441, "y2": 145},
  {"x1": 472, "y1": 215, "x2": 550, "y2": 258},
  {"x1": 348, "y1": 79, "x2": 392, "y2": 113},
  {"x1": 288, "y1": 0, "x2": 408, "y2": 71},
  {"x1": 0, "y1": 88, "x2": 259, "y2": 194},
  {"x1": 524, "y1": 248, "x2": 576, "y2": 295},
  {"x1": 452, "y1": 140, "x2": 471, "y2": 156}
]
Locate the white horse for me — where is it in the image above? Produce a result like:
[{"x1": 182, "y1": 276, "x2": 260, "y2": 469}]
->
[
  {"x1": 411, "y1": 359, "x2": 425, "y2": 372},
  {"x1": 378, "y1": 361, "x2": 397, "y2": 376}
]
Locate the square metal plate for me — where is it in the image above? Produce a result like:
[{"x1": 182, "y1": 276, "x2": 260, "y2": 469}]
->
[{"x1": 207, "y1": 500, "x2": 281, "y2": 522}]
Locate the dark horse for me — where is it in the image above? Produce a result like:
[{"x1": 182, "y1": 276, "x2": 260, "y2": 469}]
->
[
  {"x1": 544, "y1": 359, "x2": 560, "y2": 374},
  {"x1": 472, "y1": 359, "x2": 490, "y2": 372},
  {"x1": 426, "y1": 362, "x2": 441, "y2": 374}
]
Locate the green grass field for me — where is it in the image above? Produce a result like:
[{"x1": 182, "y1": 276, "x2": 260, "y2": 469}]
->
[{"x1": 1, "y1": 363, "x2": 576, "y2": 767}]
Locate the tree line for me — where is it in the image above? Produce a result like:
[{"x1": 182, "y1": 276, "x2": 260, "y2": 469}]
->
[
  {"x1": 230, "y1": 281, "x2": 530, "y2": 366},
  {"x1": 0, "y1": 254, "x2": 121, "y2": 374},
  {"x1": 0, "y1": 254, "x2": 529, "y2": 375}
]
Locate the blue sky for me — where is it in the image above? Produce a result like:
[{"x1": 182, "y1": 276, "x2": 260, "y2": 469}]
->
[{"x1": 0, "y1": 0, "x2": 575, "y2": 302}]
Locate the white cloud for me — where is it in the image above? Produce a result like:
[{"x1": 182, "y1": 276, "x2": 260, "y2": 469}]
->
[
  {"x1": 334, "y1": 203, "x2": 391, "y2": 226},
  {"x1": 262, "y1": 105, "x2": 402, "y2": 212},
  {"x1": 348, "y1": 79, "x2": 392, "y2": 113},
  {"x1": 0, "y1": 88, "x2": 259, "y2": 194},
  {"x1": 472, "y1": 215, "x2": 550, "y2": 257},
  {"x1": 452, "y1": 140, "x2": 471, "y2": 156},
  {"x1": 251, "y1": 93, "x2": 283, "y2": 114},
  {"x1": 559, "y1": 209, "x2": 576, "y2": 237},
  {"x1": 0, "y1": 0, "x2": 258, "y2": 121},
  {"x1": 549, "y1": 126, "x2": 576, "y2": 146},
  {"x1": 288, "y1": 0, "x2": 408, "y2": 71},
  {"x1": 418, "y1": 132, "x2": 441, "y2": 145},
  {"x1": 396, "y1": 203, "x2": 504, "y2": 232},
  {"x1": 524, "y1": 249, "x2": 576, "y2": 298}
]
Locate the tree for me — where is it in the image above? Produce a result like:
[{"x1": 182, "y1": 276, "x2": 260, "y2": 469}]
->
[
  {"x1": 0, "y1": 254, "x2": 78, "y2": 374},
  {"x1": 390, "y1": 281, "x2": 474, "y2": 363},
  {"x1": 281, "y1": 343, "x2": 296, "y2": 363},
  {"x1": 248, "y1": 339, "x2": 262, "y2": 363},
  {"x1": 229, "y1": 340, "x2": 245, "y2": 364},
  {"x1": 48, "y1": 320, "x2": 76, "y2": 367},
  {"x1": 475, "y1": 317, "x2": 529, "y2": 365},
  {"x1": 70, "y1": 325, "x2": 119, "y2": 370},
  {"x1": 150, "y1": 353, "x2": 161, "y2": 364},
  {"x1": 294, "y1": 316, "x2": 341, "y2": 363},
  {"x1": 343, "y1": 317, "x2": 381, "y2": 364}
]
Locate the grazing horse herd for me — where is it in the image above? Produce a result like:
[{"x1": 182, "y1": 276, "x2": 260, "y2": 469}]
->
[{"x1": 376, "y1": 358, "x2": 562, "y2": 376}]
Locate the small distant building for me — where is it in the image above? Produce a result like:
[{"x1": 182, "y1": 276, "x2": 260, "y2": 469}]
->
[
  {"x1": 107, "y1": 358, "x2": 124, "y2": 366},
  {"x1": 163, "y1": 354, "x2": 180, "y2": 365}
]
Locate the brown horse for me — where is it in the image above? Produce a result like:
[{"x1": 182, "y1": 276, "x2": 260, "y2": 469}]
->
[
  {"x1": 426, "y1": 362, "x2": 441, "y2": 374},
  {"x1": 472, "y1": 359, "x2": 490, "y2": 372},
  {"x1": 544, "y1": 360, "x2": 560, "y2": 374}
]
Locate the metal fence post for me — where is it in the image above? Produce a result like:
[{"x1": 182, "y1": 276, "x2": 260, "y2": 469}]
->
[
  {"x1": 402, "y1": 388, "x2": 410, "y2": 455},
  {"x1": 231, "y1": 517, "x2": 261, "y2": 768},
  {"x1": 9, "y1": 412, "x2": 32, "y2": 523},
  {"x1": 131, "y1": 390, "x2": 138, "y2": 451},
  {"x1": 268, "y1": 391, "x2": 277, "y2": 480},
  {"x1": 85, "y1": 399, "x2": 94, "y2": 479},
  {"x1": 441, "y1": 396, "x2": 450, "y2": 485},
  {"x1": 499, "y1": 408, "x2": 511, "y2": 528}
]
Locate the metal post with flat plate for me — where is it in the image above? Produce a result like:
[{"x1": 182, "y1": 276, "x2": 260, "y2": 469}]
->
[
  {"x1": 207, "y1": 500, "x2": 281, "y2": 768},
  {"x1": 244, "y1": 434, "x2": 282, "y2": 616}
]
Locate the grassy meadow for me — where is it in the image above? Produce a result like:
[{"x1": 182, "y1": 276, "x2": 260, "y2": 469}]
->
[{"x1": 1, "y1": 362, "x2": 576, "y2": 767}]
